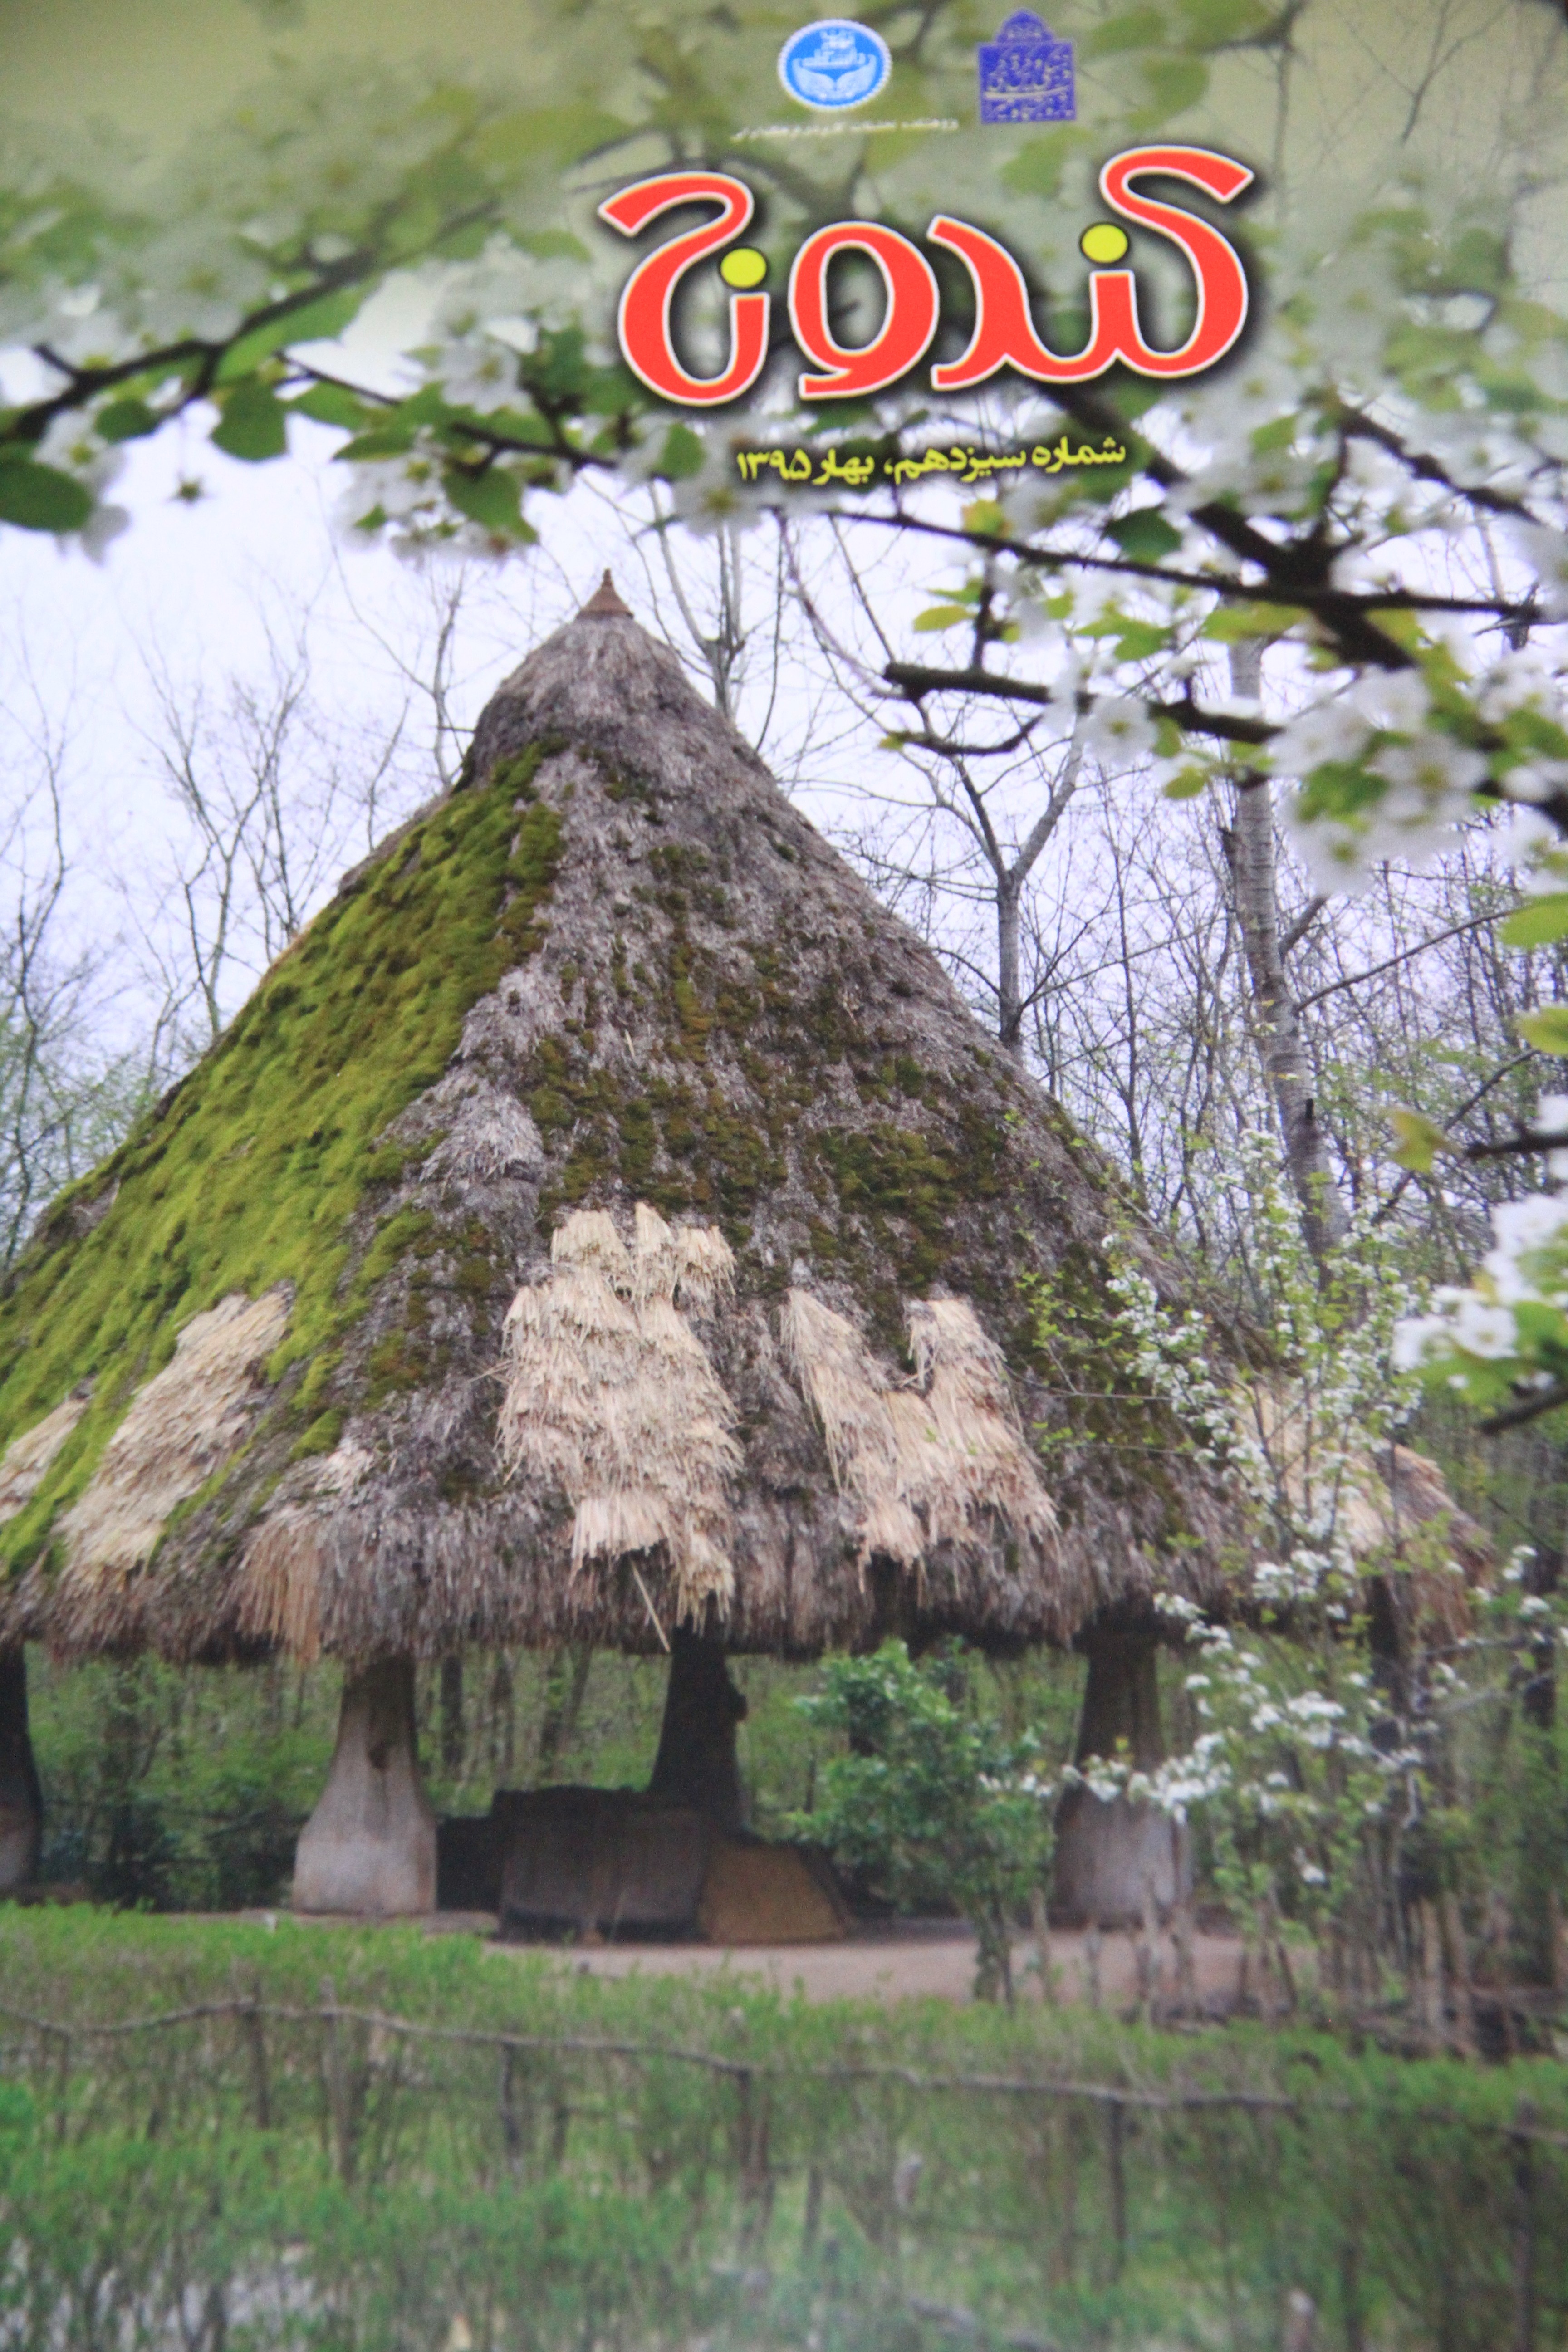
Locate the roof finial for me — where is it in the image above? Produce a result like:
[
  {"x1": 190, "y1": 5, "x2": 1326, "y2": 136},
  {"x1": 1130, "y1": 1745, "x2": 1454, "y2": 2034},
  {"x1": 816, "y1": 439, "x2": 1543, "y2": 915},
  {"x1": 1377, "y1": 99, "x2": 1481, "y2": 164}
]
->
[{"x1": 578, "y1": 570, "x2": 632, "y2": 619}]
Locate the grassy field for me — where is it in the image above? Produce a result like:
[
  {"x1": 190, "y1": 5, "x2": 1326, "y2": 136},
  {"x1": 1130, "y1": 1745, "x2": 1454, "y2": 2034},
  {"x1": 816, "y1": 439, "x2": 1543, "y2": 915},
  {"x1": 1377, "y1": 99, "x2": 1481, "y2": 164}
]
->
[{"x1": 1, "y1": 1909, "x2": 1565, "y2": 2351}]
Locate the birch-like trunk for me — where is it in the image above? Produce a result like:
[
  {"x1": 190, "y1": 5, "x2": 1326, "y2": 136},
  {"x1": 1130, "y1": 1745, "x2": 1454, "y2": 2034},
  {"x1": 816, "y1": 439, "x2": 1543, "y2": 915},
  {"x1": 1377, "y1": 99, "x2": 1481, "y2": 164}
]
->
[
  {"x1": 1225, "y1": 644, "x2": 1350, "y2": 1266},
  {"x1": 997, "y1": 873, "x2": 1024, "y2": 1058}
]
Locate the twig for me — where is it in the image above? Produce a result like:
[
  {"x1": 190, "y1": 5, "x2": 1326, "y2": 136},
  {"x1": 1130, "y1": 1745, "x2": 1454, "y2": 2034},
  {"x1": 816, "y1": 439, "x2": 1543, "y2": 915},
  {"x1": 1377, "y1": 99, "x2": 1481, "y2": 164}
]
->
[
  {"x1": 630, "y1": 1563, "x2": 670, "y2": 1652},
  {"x1": 1479, "y1": 1380, "x2": 1568, "y2": 1436}
]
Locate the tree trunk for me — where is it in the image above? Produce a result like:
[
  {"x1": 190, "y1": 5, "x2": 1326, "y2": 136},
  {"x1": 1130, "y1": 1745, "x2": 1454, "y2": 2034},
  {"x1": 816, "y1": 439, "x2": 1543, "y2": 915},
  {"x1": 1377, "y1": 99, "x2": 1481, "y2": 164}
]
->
[
  {"x1": 1051, "y1": 1624, "x2": 1191, "y2": 1929},
  {"x1": 1517, "y1": 1547, "x2": 1563, "y2": 1984},
  {"x1": 293, "y1": 1658, "x2": 436, "y2": 1915},
  {"x1": 647, "y1": 1628, "x2": 748, "y2": 1831},
  {"x1": 0, "y1": 1646, "x2": 42, "y2": 1893},
  {"x1": 439, "y1": 1653, "x2": 465, "y2": 1776},
  {"x1": 537, "y1": 1643, "x2": 593, "y2": 1778},
  {"x1": 1224, "y1": 644, "x2": 1350, "y2": 1267},
  {"x1": 997, "y1": 873, "x2": 1024, "y2": 1060}
]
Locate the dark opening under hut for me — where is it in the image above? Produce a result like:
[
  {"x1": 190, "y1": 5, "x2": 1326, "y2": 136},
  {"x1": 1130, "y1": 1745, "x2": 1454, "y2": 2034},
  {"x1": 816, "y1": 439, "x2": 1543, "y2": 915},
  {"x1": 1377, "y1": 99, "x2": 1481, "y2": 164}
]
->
[{"x1": 1, "y1": 578, "x2": 1272, "y2": 1928}]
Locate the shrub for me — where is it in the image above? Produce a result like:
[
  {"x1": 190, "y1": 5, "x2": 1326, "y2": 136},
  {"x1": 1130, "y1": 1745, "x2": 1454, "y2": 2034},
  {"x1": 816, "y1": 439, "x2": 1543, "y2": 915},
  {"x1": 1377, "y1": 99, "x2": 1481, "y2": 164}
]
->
[{"x1": 789, "y1": 1640, "x2": 1055, "y2": 2000}]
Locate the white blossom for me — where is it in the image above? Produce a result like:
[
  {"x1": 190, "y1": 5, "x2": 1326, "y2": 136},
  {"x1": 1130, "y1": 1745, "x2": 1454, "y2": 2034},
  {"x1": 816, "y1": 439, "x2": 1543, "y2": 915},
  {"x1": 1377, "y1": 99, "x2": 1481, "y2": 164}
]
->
[{"x1": 1083, "y1": 696, "x2": 1157, "y2": 760}]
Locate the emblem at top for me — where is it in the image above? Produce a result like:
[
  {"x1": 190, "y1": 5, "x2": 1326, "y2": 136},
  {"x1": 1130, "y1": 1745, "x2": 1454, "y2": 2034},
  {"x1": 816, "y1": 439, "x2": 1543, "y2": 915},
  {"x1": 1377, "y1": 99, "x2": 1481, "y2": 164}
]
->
[
  {"x1": 977, "y1": 11, "x2": 1076, "y2": 122},
  {"x1": 778, "y1": 19, "x2": 893, "y2": 110}
]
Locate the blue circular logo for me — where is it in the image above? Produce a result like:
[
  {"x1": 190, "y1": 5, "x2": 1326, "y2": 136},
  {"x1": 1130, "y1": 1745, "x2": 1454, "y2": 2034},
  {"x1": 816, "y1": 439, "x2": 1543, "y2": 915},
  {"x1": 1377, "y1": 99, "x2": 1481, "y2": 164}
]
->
[{"x1": 778, "y1": 19, "x2": 892, "y2": 111}]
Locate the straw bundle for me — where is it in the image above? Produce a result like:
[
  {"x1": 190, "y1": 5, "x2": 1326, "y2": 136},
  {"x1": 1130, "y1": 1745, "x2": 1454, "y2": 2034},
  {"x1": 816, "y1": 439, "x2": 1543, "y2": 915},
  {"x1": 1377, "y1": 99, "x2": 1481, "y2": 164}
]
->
[
  {"x1": 55, "y1": 1290, "x2": 290, "y2": 1614},
  {"x1": 781, "y1": 1289, "x2": 1058, "y2": 1578},
  {"x1": 497, "y1": 1202, "x2": 740, "y2": 1623},
  {"x1": 0, "y1": 1390, "x2": 90, "y2": 1526}
]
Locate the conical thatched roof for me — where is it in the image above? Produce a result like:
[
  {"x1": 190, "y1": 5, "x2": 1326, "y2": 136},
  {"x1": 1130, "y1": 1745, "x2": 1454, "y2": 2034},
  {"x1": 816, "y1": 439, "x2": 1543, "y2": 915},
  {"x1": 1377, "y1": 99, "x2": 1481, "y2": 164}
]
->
[{"x1": 0, "y1": 588, "x2": 1254, "y2": 1668}]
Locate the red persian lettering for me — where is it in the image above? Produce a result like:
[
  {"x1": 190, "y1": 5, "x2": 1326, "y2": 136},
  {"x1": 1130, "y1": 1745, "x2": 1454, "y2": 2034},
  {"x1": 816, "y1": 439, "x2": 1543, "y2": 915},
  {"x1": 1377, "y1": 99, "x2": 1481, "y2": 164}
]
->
[
  {"x1": 787, "y1": 222, "x2": 941, "y2": 399},
  {"x1": 929, "y1": 145, "x2": 1253, "y2": 391},
  {"x1": 599, "y1": 171, "x2": 770, "y2": 407}
]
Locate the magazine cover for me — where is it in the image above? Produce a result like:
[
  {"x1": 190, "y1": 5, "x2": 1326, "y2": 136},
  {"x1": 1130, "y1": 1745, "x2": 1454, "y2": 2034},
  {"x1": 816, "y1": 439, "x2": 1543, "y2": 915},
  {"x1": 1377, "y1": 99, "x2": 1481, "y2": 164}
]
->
[{"x1": 3, "y1": 3, "x2": 1568, "y2": 2343}]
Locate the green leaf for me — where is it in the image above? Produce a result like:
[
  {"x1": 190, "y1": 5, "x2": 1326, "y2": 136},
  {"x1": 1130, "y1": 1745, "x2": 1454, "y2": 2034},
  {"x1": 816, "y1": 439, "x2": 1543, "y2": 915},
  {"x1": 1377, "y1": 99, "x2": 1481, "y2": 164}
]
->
[
  {"x1": 1081, "y1": 8, "x2": 1166, "y2": 58},
  {"x1": 1161, "y1": 767, "x2": 1210, "y2": 800},
  {"x1": 0, "y1": 458, "x2": 93, "y2": 533},
  {"x1": 1388, "y1": 1108, "x2": 1450, "y2": 1173},
  {"x1": 338, "y1": 425, "x2": 419, "y2": 461},
  {"x1": 1112, "y1": 619, "x2": 1171, "y2": 660},
  {"x1": 658, "y1": 424, "x2": 705, "y2": 482},
  {"x1": 912, "y1": 605, "x2": 976, "y2": 633},
  {"x1": 1176, "y1": 0, "x2": 1272, "y2": 39},
  {"x1": 288, "y1": 382, "x2": 372, "y2": 430},
  {"x1": 1250, "y1": 413, "x2": 1297, "y2": 453},
  {"x1": 216, "y1": 286, "x2": 368, "y2": 384},
  {"x1": 1142, "y1": 54, "x2": 1209, "y2": 113},
  {"x1": 1107, "y1": 509, "x2": 1182, "y2": 562},
  {"x1": 1202, "y1": 601, "x2": 1305, "y2": 643},
  {"x1": 1503, "y1": 897, "x2": 1568, "y2": 951},
  {"x1": 1000, "y1": 126, "x2": 1088, "y2": 199},
  {"x1": 1516, "y1": 1004, "x2": 1568, "y2": 1053},
  {"x1": 470, "y1": 103, "x2": 627, "y2": 174},
  {"x1": 94, "y1": 397, "x2": 159, "y2": 444},
  {"x1": 441, "y1": 465, "x2": 530, "y2": 537},
  {"x1": 211, "y1": 382, "x2": 289, "y2": 462}
]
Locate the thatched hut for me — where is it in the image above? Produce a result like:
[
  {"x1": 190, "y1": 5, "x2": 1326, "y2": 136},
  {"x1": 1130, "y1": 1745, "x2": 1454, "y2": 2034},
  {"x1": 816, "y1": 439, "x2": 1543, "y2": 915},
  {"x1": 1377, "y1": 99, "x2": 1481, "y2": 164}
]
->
[{"x1": 0, "y1": 578, "x2": 1259, "y2": 1919}]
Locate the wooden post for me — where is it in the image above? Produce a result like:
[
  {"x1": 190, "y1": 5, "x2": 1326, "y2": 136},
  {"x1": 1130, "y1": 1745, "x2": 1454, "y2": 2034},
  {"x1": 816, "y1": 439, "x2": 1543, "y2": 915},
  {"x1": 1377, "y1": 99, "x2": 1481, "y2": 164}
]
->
[
  {"x1": 319, "y1": 1975, "x2": 358, "y2": 2185},
  {"x1": 439, "y1": 1654, "x2": 465, "y2": 1777},
  {"x1": 1052, "y1": 1623, "x2": 1191, "y2": 1928},
  {"x1": 500, "y1": 2045, "x2": 520, "y2": 2171},
  {"x1": 232, "y1": 1966, "x2": 270, "y2": 2130},
  {"x1": 0, "y1": 1646, "x2": 42, "y2": 1893},
  {"x1": 803, "y1": 2163, "x2": 823, "y2": 2254},
  {"x1": 1105, "y1": 2100, "x2": 1127, "y2": 2284},
  {"x1": 293, "y1": 1658, "x2": 436, "y2": 1915},
  {"x1": 1512, "y1": 2098, "x2": 1538, "y2": 2352},
  {"x1": 647, "y1": 1627, "x2": 748, "y2": 1829}
]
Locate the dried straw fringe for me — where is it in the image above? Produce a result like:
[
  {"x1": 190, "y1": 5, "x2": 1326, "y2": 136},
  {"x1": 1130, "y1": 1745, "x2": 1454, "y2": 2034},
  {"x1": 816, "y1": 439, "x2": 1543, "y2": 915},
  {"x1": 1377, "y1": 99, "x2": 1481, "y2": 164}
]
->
[
  {"x1": 0, "y1": 1390, "x2": 90, "y2": 1526},
  {"x1": 236, "y1": 1440, "x2": 373, "y2": 1662},
  {"x1": 54, "y1": 1291, "x2": 290, "y2": 1615},
  {"x1": 1239, "y1": 1379, "x2": 1485, "y2": 1637},
  {"x1": 781, "y1": 1289, "x2": 1057, "y2": 1575},
  {"x1": 496, "y1": 1203, "x2": 740, "y2": 1623}
]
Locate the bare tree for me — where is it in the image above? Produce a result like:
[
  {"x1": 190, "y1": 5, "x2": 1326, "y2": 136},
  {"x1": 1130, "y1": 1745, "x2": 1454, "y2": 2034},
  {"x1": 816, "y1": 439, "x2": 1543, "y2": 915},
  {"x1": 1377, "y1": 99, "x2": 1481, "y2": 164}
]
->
[
  {"x1": 123, "y1": 602, "x2": 426, "y2": 1056},
  {"x1": 0, "y1": 650, "x2": 155, "y2": 1274}
]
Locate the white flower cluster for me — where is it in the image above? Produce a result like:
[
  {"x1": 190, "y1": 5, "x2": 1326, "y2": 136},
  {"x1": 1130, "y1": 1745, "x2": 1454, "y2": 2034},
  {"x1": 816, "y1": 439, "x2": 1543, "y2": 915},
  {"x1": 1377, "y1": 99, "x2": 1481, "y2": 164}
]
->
[
  {"x1": 1102, "y1": 1244, "x2": 1235, "y2": 1468},
  {"x1": 1107, "y1": 1135, "x2": 1423, "y2": 1597},
  {"x1": 1271, "y1": 670, "x2": 1494, "y2": 892},
  {"x1": 1395, "y1": 1162, "x2": 1568, "y2": 1398}
]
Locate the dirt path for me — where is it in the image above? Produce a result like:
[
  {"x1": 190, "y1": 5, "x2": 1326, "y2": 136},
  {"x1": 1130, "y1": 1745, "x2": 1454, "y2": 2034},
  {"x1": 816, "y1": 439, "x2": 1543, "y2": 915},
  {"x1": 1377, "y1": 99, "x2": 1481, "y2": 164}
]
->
[{"x1": 482, "y1": 1918, "x2": 1258, "y2": 2009}]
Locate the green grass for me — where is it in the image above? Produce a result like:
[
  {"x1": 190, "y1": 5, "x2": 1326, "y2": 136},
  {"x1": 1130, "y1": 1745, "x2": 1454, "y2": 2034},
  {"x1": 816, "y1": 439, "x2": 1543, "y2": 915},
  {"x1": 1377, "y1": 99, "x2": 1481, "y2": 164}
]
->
[{"x1": 0, "y1": 1910, "x2": 1565, "y2": 2351}]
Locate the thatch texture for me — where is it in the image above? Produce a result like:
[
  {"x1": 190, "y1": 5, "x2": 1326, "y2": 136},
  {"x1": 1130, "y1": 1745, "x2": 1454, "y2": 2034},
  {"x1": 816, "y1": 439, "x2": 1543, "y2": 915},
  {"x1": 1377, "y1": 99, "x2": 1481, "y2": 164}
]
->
[
  {"x1": 0, "y1": 596, "x2": 1257, "y2": 1666},
  {"x1": 497, "y1": 1202, "x2": 741, "y2": 1625},
  {"x1": 0, "y1": 1391, "x2": 89, "y2": 1528},
  {"x1": 781, "y1": 1289, "x2": 1057, "y2": 1580},
  {"x1": 49, "y1": 1291, "x2": 290, "y2": 1653}
]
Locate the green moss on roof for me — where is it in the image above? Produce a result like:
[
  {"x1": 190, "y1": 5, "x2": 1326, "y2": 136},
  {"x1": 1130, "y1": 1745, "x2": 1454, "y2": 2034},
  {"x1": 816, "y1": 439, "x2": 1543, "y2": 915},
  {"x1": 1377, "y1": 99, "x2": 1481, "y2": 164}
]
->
[{"x1": 0, "y1": 745, "x2": 559, "y2": 1578}]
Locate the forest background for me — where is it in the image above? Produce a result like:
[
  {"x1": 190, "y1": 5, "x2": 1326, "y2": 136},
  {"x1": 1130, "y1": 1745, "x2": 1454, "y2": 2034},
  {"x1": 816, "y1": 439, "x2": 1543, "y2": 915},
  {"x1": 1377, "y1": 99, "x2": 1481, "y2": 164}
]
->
[{"x1": 1, "y1": 0, "x2": 1568, "y2": 2035}]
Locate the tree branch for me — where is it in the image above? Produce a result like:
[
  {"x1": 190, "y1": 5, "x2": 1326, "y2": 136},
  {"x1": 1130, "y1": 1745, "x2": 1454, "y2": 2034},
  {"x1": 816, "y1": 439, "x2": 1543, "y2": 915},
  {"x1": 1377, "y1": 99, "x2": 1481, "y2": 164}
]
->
[{"x1": 883, "y1": 662, "x2": 1275, "y2": 750}]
